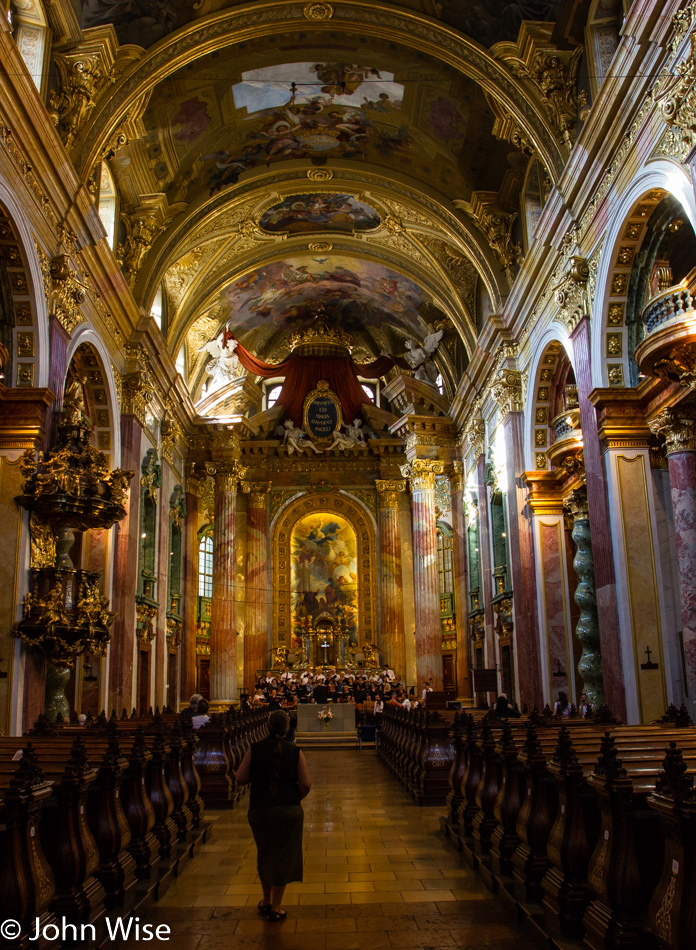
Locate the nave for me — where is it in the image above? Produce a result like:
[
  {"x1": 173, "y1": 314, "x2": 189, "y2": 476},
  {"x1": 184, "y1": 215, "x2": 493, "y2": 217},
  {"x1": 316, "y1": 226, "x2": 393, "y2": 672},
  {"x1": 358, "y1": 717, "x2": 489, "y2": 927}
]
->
[{"x1": 141, "y1": 751, "x2": 537, "y2": 950}]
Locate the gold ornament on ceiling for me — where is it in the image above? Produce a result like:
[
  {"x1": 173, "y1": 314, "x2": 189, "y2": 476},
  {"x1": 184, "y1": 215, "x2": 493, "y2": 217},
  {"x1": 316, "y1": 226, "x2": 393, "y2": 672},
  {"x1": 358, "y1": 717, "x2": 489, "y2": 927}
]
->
[
  {"x1": 308, "y1": 243, "x2": 333, "y2": 252},
  {"x1": 307, "y1": 168, "x2": 334, "y2": 182},
  {"x1": 303, "y1": 2, "x2": 334, "y2": 19}
]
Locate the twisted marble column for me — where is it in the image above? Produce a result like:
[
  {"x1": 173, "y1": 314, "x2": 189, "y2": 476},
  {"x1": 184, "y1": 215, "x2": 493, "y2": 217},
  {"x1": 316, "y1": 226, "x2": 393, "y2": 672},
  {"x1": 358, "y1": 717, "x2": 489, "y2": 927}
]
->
[
  {"x1": 402, "y1": 459, "x2": 445, "y2": 690},
  {"x1": 564, "y1": 487, "x2": 604, "y2": 705},
  {"x1": 650, "y1": 409, "x2": 696, "y2": 703},
  {"x1": 376, "y1": 479, "x2": 406, "y2": 677},
  {"x1": 241, "y1": 481, "x2": 271, "y2": 688},
  {"x1": 210, "y1": 461, "x2": 245, "y2": 704}
]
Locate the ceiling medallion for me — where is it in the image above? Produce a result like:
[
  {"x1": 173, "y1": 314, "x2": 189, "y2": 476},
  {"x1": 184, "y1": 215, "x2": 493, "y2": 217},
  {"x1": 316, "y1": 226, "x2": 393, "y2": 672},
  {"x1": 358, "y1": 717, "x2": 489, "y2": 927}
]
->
[
  {"x1": 307, "y1": 168, "x2": 334, "y2": 181},
  {"x1": 303, "y1": 2, "x2": 334, "y2": 19},
  {"x1": 308, "y1": 242, "x2": 333, "y2": 252}
]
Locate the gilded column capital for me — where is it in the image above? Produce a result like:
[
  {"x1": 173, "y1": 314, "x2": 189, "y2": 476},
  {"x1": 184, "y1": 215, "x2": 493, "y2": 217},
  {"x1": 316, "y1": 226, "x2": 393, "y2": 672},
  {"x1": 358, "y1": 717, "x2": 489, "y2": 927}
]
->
[
  {"x1": 241, "y1": 480, "x2": 272, "y2": 508},
  {"x1": 208, "y1": 460, "x2": 247, "y2": 493},
  {"x1": 448, "y1": 460, "x2": 464, "y2": 494},
  {"x1": 563, "y1": 486, "x2": 589, "y2": 522},
  {"x1": 464, "y1": 417, "x2": 486, "y2": 459},
  {"x1": 649, "y1": 408, "x2": 696, "y2": 455},
  {"x1": 400, "y1": 459, "x2": 444, "y2": 491},
  {"x1": 491, "y1": 369, "x2": 523, "y2": 419},
  {"x1": 185, "y1": 463, "x2": 205, "y2": 498},
  {"x1": 375, "y1": 479, "x2": 406, "y2": 508}
]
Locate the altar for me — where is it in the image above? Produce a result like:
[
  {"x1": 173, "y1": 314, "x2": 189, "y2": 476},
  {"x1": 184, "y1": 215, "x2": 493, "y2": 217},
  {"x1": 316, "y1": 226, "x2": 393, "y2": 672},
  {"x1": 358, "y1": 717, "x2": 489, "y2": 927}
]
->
[{"x1": 296, "y1": 702, "x2": 356, "y2": 734}]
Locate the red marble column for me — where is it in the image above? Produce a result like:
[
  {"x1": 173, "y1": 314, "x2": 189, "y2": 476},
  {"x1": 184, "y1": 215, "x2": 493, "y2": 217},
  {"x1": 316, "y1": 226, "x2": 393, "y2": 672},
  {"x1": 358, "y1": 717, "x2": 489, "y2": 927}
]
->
[
  {"x1": 570, "y1": 316, "x2": 627, "y2": 719},
  {"x1": 241, "y1": 481, "x2": 271, "y2": 688},
  {"x1": 502, "y1": 411, "x2": 542, "y2": 709},
  {"x1": 376, "y1": 479, "x2": 406, "y2": 678},
  {"x1": 651, "y1": 410, "x2": 696, "y2": 706},
  {"x1": 154, "y1": 462, "x2": 174, "y2": 709},
  {"x1": 109, "y1": 414, "x2": 143, "y2": 713},
  {"x1": 403, "y1": 460, "x2": 444, "y2": 690},
  {"x1": 44, "y1": 315, "x2": 70, "y2": 451},
  {"x1": 449, "y1": 462, "x2": 471, "y2": 699},
  {"x1": 182, "y1": 470, "x2": 201, "y2": 704},
  {"x1": 210, "y1": 466, "x2": 239, "y2": 705}
]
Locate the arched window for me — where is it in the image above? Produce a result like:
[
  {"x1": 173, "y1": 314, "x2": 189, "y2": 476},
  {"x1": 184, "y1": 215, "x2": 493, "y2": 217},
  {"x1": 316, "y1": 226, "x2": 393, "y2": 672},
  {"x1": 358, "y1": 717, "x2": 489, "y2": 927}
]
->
[
  {"x1": 361, "y1": 383, "x2": 375, "y2": 402},
  {"x1": 198, "y1": 534, "x2": 213, "y2": 598},
  {"x1": 150, "y1": 285, "x2": 164, "y2": 331},
  {"x1": 265, "y1": 383, "x2": 283, "y2": 409},
  {"x1": 97, "y1": 162, "x2": 118, "y2": 250}
]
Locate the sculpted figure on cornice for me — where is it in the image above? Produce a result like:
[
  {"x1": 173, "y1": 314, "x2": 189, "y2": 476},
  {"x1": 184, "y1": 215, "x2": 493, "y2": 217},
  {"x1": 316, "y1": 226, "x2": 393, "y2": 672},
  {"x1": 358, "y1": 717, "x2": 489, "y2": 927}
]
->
[
  {"x1": 653, "y1": 26, "x2": 696, "y2": 159},
  {"x1": 454, "y1": 193, "x2": 523, "y2": 282}
]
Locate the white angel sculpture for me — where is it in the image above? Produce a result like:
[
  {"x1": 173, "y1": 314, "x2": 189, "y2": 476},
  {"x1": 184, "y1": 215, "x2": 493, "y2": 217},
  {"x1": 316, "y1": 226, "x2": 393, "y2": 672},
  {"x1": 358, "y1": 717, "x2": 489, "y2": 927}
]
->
[
  {"x1": 327, "y1": 418, "x2": 372, "y2": 451},
  {"x1": 403, "y1": 329, "x2": 444, "y2": 385},
  {"x1": 203, "y1": 335, "x2": 242, "y2": 389},
  {"x1": 280, "y1": 419, "x2": 322, "y2": 455}
]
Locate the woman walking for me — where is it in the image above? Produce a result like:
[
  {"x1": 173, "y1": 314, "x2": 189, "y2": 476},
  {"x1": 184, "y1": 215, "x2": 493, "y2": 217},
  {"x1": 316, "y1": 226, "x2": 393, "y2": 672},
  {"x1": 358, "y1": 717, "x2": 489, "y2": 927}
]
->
[{"x1": 235, "y1": 709, "x2": 312, "y2": 921}]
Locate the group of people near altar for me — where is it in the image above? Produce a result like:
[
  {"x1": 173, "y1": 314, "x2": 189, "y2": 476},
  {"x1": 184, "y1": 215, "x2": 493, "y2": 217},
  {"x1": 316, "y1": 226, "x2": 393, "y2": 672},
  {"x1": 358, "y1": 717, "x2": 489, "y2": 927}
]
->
[{"x1": 241, "y1": 665, "x2": 434, "y2": 715}]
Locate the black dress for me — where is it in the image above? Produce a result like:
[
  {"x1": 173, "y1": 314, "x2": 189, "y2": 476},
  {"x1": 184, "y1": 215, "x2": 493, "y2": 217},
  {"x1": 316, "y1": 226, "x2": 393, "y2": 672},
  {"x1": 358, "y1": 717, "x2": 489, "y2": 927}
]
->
[{"x1": 248, "y1": 737, "x2": 304, "y2": 886}]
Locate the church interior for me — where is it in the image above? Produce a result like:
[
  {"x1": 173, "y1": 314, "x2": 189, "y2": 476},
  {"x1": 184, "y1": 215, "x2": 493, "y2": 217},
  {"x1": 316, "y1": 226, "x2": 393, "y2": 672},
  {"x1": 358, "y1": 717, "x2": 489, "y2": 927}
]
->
[{"x1": 3, "y1": 0, "x2": 696, "y2": 946}]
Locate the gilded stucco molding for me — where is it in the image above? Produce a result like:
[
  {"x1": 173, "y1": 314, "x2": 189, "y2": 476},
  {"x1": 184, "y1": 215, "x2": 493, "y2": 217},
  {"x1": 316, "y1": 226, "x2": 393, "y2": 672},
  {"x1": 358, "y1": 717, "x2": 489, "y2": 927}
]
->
[
  {"x1": 553, "y1": 255, "x2": 591, "y2": 333},
  {"x1": 208, "y1": 459, "x2": 247, "y2": 493},
  {"x1": 48, "y1": 52, "x2": 116, "y2": 149},
  {"x1": 453, "y1": 192, "x2": 523, "y2": 282},
  {"x1": 36, "y1": 246, "x2": 87, "y2": 335}
]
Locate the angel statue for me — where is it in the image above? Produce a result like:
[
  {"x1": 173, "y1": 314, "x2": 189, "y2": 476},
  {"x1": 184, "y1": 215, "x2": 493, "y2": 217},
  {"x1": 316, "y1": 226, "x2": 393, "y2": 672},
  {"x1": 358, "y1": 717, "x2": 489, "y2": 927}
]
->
[
  {"x1": 203, "y1": 334, "x2": 242, "y2": 389},
  {"x1": 280, "y1": 419, "x2": 322, "y2": 455},
  {"x1": 403, "y1": 329, "x2": 444, "y2": 385},
  {"x1": 327, "y1": 418, "x2": 372, "y2": 451}
]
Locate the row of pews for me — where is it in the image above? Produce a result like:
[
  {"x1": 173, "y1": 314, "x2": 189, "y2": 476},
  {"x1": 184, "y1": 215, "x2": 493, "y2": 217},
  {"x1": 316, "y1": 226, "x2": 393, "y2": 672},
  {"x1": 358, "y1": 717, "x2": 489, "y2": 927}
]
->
[
  {"x1": 0, "y1": 706, "x2": 270, "y2": 949},
  {"x1": 377, "y1": 705, "x2": 456, "y2": 804},
  {"x1": 437, "y1": 704, "x2": 696, "y2": 950}
]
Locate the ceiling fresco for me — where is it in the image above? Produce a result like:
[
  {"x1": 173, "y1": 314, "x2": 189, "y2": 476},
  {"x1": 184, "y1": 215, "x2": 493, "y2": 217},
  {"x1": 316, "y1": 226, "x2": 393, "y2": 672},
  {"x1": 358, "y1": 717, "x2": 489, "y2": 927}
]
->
[
  {"x1": 79, "y1": 0, "x2": 563, "y2": 49},
  {"x1": 220, "y1": 257, "x2": 428, "y2": 341},
  {"x1": 258, "y1": 194, "x2": 381, "y2": 234},
  {"x1": 137, "y1": 37, "x2": 515, "y2": 209}
]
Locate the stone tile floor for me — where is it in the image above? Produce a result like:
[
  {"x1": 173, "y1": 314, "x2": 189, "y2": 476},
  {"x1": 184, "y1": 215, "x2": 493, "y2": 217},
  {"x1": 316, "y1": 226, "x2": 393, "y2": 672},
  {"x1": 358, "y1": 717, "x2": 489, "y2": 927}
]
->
[{"x1": 125, "y1": 751, "x2": 539, "y2": 950}]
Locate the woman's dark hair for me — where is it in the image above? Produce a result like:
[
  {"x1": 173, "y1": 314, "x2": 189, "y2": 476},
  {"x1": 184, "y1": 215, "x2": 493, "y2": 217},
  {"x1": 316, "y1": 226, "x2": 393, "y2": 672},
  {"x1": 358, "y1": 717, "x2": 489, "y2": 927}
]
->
[
  {"x1": 268, "y1": 710, "x2": 290, "y2": 799},
  {"x1": 557, "y1": 691, "x2": 569, "y2": 712},
  {"x1": 197, "y1": 699, "x2": 209, "y2": 715}
]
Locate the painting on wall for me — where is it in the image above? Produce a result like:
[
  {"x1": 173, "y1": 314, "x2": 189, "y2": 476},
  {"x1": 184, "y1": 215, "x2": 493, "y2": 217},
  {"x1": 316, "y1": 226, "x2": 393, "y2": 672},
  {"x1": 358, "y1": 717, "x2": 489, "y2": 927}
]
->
[
  {"x1": 259, "y1": 194, "x2": 381, "y2": 233},
  {"x1": 204, "y1": 63, "x2": 408, "y2": 195},
  {"x1": 291, "y1": 513, "x2": 359, "y2": 647},
  {"x1": 222, "y1": 256, "x2": 425, "y2": 338}
]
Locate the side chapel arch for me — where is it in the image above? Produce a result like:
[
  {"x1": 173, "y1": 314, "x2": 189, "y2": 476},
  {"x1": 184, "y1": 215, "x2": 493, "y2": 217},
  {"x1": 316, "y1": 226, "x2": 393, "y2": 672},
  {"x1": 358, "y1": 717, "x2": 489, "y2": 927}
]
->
[{"x1": 272, "y1": 492, "x2": 378, "y2": 659}]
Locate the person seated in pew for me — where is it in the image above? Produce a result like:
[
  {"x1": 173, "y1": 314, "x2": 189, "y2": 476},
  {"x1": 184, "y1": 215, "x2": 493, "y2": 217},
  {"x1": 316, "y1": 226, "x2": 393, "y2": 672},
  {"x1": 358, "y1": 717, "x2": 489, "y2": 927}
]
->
[
  {"x1": 508, "y1": 700, "x2": 521, "y2": 718},
  {"x1": 181, "y1": 693, "x2": 204, "y2": 720},
  {"x1": 494, "y1": 692, "x2": 510, "y2": 717},
  {"x1": 579, "y1": 693, "x2": 594, "y2": 718},
  {"x1": 554, "y1": 691, "x2": 571, "y2": 717},
  {"x1": 268, "y1": 690, "x2": 283, "y2": 710},
  {"x1": 192, "y1": 699, "x2": 211, "y2": 729}
]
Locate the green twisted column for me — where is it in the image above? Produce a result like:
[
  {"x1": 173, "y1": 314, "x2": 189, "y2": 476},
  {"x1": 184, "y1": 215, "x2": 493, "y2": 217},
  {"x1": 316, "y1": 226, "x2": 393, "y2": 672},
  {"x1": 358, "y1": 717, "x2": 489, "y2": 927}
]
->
[{"x1": 564, "y1": 487, "x2": 604, "y2": 706}]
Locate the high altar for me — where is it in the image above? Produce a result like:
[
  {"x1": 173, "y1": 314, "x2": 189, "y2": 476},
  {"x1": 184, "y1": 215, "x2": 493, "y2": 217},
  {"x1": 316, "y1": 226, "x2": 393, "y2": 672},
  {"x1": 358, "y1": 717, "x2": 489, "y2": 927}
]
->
[{"x1": 184, "y1": 315, "x2": 464, "y2": 702}]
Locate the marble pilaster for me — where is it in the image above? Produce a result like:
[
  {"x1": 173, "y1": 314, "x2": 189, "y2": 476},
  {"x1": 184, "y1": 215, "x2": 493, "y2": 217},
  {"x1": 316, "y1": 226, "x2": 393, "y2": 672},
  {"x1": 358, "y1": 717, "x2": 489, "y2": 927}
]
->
[
  {"x1": 210, "y1": 462, "x2": 244, "y2": 704},
  {"x1": 501, "y1": 410, "x2": 542, "y2": 708},
  {"x1": 241, "y1": 481, "x2": 271, "y2": 687},
  {"x1": 376, "y1": 479, "x2": 406, "y2": 677},
  {"x1": 650, "y1": 409, "x2": 696, "y2": 708},
  {"x1": 182, "y1": 469, "x2": 201, "y2": 704},
  {"x1": 570, "y1": 316, "x2": 626, "y2": 718},
  {"x1": 449, "y1": 462, "x2": 471, "y2": 699},
  {"x1": 45, "y1": 315, "x2": 70, "y2": 451},
  {"x1": 401, "y1": 460, "x2": 444, "y2": 689},
  {"x1": 475, "y1": 453, "x2": 496, "y2": 694},
  {"x1": 109, "y1": 413, "x2": 143, "y2": 713},
  {"x1": 154, "y1": 461, "x2": 174, "y2": 709}
]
